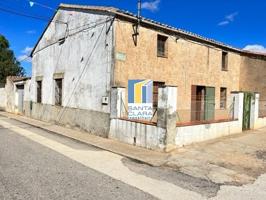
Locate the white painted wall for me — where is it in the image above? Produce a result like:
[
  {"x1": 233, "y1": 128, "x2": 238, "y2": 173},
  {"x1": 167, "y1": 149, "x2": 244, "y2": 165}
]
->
[
  {"x1": 254, "y1": 117, "x2": 266, "y2": 129},
  {"x1": 23, "y1": 79, "x2": 32, "y2": 102},
  {"x1": 109, "y1": 119, "x2": 166, "y2": 150},
  {"x1": 252, "y1": 93, "x2": 266, "y2": 129},
  {"x1": 31, "y1": 8, "x2": 114, "y2": 113},
  {"x1": 0, "y1": 88, "x2": 6, "y2": 110},
  {"x1": 175, "y1": 120, "x2": 242, "y2": 147},
  {"x1": 175, "y1": 92, "x2": 244, "y2": 147}
]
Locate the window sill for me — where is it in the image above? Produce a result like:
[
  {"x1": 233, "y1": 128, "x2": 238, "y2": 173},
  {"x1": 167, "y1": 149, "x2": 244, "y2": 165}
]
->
[
  {"x1": 157, "y1": 55, "x2": 168, "y2": 58},
  {"x1": 220, "y1": 108, "x2": 226, "y2": 110},
  {"x1": 54, "y1": 104, "x2": 63, "y2": 108}
]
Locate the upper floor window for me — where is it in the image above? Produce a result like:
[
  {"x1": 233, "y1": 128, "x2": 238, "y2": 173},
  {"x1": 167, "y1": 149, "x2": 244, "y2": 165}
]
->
[
  {"x1": 157, "y1": 35, "x2": 168, "y2": 58},
  {"x1": 222, "y1": 51, "x2": 228, "y2": 71}
]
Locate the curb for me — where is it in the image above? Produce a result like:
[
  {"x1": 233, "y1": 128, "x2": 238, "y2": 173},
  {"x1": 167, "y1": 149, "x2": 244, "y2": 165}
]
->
[{"x1": 1, "y1": 113, "x2": 163, "y2": 167}]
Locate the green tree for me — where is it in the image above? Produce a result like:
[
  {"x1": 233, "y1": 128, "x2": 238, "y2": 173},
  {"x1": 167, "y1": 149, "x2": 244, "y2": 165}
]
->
[{"x1": 0, "y1": 34, "x2": 25, "y2": 86}]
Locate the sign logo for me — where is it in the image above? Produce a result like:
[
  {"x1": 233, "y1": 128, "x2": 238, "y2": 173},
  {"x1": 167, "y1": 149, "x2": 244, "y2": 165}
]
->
[{"x1": 128, "y1": 80, "x2": 153, "y2": 120}]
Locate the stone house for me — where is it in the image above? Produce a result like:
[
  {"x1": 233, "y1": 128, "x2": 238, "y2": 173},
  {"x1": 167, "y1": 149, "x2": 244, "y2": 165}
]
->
[{"x1": 19, "y1": 3, "x2": 266, "y2": 150}]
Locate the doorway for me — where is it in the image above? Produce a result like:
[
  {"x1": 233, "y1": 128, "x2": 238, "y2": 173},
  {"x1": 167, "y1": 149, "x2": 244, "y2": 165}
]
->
[
  {"x1": 191, "y1": 85, "x2": 215, "y2": 121},
  {"x1": 16, "y1": 84, "x2": 24, "y2": 114}
]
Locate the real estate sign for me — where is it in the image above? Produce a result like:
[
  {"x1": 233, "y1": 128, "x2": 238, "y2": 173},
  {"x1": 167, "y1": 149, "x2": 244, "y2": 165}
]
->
[{"x1": 128, "y1": 80, "x2": 153, "y2": 120}]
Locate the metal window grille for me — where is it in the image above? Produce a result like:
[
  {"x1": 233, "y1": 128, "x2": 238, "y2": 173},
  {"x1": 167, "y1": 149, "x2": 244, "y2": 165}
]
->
[
  {"x1": 220, "y1": 87, "x2": 227, "y2": 109},
  {"x1": 55, "y1": 79, "x2": 63, "y2": 106},
  {"x1": 37, "y1": 81, "x2": 42, "y2": 103}
]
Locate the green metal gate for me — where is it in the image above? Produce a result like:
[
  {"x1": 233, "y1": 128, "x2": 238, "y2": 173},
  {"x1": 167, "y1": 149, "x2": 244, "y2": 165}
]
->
[
  {"x1": 205, "y1": 87, "x2": 215, "y2": 121},
  {"x1": 242, "y1": 92, "x2": 253, "y2": 130}
]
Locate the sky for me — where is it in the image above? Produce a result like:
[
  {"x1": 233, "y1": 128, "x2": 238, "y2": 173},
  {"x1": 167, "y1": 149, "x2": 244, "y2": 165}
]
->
[{"x1": 0, "y1": 0, "x2": 266, "y2": 76}]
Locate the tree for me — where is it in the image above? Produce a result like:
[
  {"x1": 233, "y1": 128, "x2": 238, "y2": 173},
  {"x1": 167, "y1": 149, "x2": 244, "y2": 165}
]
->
[{"x1": 0, "y1": 34, "x2": 25, "y2": 86}]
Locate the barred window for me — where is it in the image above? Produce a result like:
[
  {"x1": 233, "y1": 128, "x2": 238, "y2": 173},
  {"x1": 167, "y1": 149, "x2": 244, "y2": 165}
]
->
[
  {"x1": 36, "y1": 81, "x2": 42, "y2": 103},
  {"x1": 55, "y1": 79, "x2": 63, "y2": 106},
  {"x1": 220, "y1": 87, "x2": 227, "y2": 109}
]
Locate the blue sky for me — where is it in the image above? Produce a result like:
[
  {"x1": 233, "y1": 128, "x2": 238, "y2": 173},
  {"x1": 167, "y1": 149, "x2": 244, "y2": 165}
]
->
[{"x1": 0, "y1": 0, "x2": 266, "y2": 76}]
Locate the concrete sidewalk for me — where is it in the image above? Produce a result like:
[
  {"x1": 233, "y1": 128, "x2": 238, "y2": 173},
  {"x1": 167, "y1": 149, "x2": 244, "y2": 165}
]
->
[
  {"x1": 1, "y1": 111, "x2": 266, "y2": 187},
  {"x1": 0, "y1": 111, "x2": 169, "y2": 167}
]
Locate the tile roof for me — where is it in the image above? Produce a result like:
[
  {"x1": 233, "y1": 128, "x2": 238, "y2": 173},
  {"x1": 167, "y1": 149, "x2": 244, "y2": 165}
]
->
[
  {"x1": 32, "y1": 3, "x2": 266, "y2": 59},
  {"x1": 7, "y1": 76, "x2": 30, "y2": 82},
  {"x1": 60, "y1": 4, "x2": 242, "y2": 53}
]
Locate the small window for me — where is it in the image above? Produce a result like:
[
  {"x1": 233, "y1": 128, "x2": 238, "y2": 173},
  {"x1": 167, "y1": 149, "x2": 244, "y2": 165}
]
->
[
  {"x1": 36, "y1": 81, "x2": 42, "y2": 103},
  {"x1": 153, "y1": 81, "x2": 165, "y2": 108},
  {"x1": 55, "y1": 79, "x2": 63, "y2": 106},
  {"x1": 157, "y1": 35, "x2": 168, "y2": 57},
  {"x1": 220, "y1": 87, "x2": 227, "y2": 109},
  {"x1": 222, "y1": 51, "x2": 228, "y2": 71}
]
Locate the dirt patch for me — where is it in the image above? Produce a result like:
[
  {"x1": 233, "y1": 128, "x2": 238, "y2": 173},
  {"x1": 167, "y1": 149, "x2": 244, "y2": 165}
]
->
[
  {"x1": 256, "y1": 150, "x2": 266, "y2": 161},
  {"x1": 122, "y1": 157, "x2": 220, "y2": 198}
]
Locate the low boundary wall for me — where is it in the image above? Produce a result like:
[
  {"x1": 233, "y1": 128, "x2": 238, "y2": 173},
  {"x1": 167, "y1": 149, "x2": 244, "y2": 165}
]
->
[
  {"x1": 175, "y1": 120, "x2": 241, "y2": 147},
  {"x1": 109, "y1": 119, "x2": 166, "y2": 150},
  {"x1": 255, "y1": 117, "x2": 266, "y2": 129},
  {"x1": 24, "y1": 101, "x2": 110, "y2": 138}
]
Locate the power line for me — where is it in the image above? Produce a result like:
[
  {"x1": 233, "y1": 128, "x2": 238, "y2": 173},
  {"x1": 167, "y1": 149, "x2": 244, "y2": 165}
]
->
[
  {"x1": 32, "y1": 17, "x2": 114, "y2": 56},
  {"x1": 27, "y1": 1, "x2": 56, "y2": 11},
  {"x1": 0, "y1": 5, "x2": 66, "y2": 24},
  {"x1": 18, "y1": 55, "x2": 31, "y2": 63}
]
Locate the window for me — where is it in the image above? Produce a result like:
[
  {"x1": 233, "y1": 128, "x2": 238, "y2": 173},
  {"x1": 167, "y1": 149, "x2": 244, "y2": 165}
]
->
[
  {"x1": 157, "y1": 35, "x2": 168, "y2": 57},
  {"x1": 36, "y1": 81, "x2": 42, "y2": 103},
  {"x1": 153, "y1": 81, "x2": 165, "y2": 108},
  {"x1": 55, "y1": 79, "x2": 63, "y2": 106},
  {"x1": 222, "y1": 51, "x2": 228, "y2": 71},
  {"x1": 220, "y1": 87, "x2": 227, "y2": 109}
]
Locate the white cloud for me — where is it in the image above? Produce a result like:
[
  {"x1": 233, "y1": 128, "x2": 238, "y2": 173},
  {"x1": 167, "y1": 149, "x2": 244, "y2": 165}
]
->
[
  {"x1": 26, "y1": 30, "x2": 36, "y2": 34},
  {"x1": 21, "y1": 46, "x2": 33, "y2": 54},
  {"x1": 218, "y1": 21, "x2": 230, "y2": 26},
  {"x1": 225, "y1": 12, "x2": 238, "y2": 22},
  {"x1": 18, "y1": 46, "x2": 33, "y2": 63},
  {"x1": 243, "y1": 44, "x2": 266, "y2": 53},
  {"x1": 218, "y1": 12, "x2": 238, "y2": 26},
  {"x1": 142, "y1": 0, "x2": 161, "y2": 12}
]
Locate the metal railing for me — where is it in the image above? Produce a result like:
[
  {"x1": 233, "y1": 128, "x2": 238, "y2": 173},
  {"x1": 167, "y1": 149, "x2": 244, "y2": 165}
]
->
[{"x1": 176, "y1": 99, "x2": 235, "y2": 125}]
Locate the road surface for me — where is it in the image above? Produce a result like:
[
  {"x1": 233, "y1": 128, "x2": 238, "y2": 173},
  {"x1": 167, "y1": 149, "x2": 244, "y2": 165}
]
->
[{"x1": 0, "y1": 116, "x2": 266, "y2": 200}]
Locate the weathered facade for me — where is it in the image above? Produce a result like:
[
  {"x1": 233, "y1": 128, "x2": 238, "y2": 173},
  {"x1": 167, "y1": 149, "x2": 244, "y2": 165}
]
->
[
  {"x1": 0, "y1": 87, "x2": 6, "y2": 110},
  {"x1": 114, "y1": 19, "x2": 242, "y2": 122},
  {"x1": 28, "y1": 6, "x2": 114, "y2": 137},
  {"x1": 4, "y1": 77, "x2": 31, "y2": 114},
  {"x1": 16, "y1": 4, "x2": 266, "y2": 150}
]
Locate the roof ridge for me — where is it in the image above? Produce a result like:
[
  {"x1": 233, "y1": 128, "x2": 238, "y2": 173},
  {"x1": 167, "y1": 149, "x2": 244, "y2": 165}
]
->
[
  {"x1": 59, "y1": 3, "x2": 240, "y2": 53},
  {"x1": 31, "y1": 3, "x2": 266, "y2": 58}
]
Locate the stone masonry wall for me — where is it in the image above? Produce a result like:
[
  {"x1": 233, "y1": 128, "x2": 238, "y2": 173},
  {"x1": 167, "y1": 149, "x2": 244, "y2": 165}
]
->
[
  {"x1": 114, "y1": 19, "x2": 241, "y2": 122},
  {"x1": 240, "y1": 56, "x2": 266, "y2": 99}
]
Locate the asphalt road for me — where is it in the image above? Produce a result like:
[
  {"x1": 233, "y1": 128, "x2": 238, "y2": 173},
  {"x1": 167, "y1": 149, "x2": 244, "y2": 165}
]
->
[
  {"x1": 0, "y1": 118, "x2": 155, "y2": 200},
  {"x1": 1, "y1": 116, "x2": 266, "y2": 200}
]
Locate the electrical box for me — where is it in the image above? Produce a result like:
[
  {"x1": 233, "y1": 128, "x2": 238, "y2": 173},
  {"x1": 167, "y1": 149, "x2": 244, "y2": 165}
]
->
[{"x1": 102, "y1": 97, "x2": 109, "y2": 105}]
